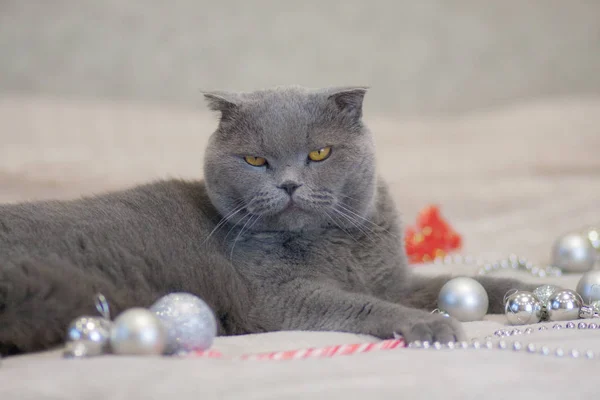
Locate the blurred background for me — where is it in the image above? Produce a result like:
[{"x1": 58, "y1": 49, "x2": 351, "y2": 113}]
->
[
  {"x1": 1, "y1": 1, "x2": 599, "y2": 260},
  {"x1": 2, "y1": 0, "x2": 600, "y2": 115}
]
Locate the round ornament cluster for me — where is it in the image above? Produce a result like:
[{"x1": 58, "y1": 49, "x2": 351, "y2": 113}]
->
[
  {"x1": 434, "y1": 273, "x2": 599, "y2": 326},
  {"x1": 64, "y1": 292, "x2": 217, "y2": 358}
]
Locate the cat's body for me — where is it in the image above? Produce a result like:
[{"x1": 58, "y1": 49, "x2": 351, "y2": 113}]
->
[{"x1": 0, "y1": 86, "x2": 532, "y2": 355}]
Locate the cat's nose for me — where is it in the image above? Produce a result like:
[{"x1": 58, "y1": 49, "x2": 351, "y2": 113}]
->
[{"x1": 278, "y1": 181, "x2": 302, "y2": 196}]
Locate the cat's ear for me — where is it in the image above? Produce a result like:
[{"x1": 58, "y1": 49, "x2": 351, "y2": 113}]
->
[
  {"x1": 202, "y1": 91, "x2": 239, "y2": 122},
  {"x1": 327, "y1": 87, "x2": 368, "y2": 120}
]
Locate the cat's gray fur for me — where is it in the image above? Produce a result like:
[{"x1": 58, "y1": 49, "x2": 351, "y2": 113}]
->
[{"x1": 0, "y1": 86, "x2": 533, "y2": 355}]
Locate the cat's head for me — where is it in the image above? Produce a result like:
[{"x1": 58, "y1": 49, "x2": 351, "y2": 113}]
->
[{"x1": 203, "y1": 86, "x2": 376, "y2": 232}]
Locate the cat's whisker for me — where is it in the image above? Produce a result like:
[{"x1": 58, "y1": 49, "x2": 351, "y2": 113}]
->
[
  {"x1": 336, "y1": 202, "x2": 399, "y2": 239},
  {"x1": 335, "y1": 204, "x2": 385, "y2": 239},
  {"x1": 336, "y1": 193, "x2": 361, "y2": 202},
  {"x1": 332, "y1": 208, "x2": 378, "y2": 244},
  {"x1": 202, "y1": 203, "x2": 248, "y2": 245},
  {"x1": 224, "y1": 211, "x2": 252, "y2": 242},
  {"x1": 246, "y1": 214, "x2": 262, "y2": 232},
  {"x1": 322, "y1": 210, "x2": 360, "y2": 244},
  {"x1": 230, "y1": 214, "x2": 259, "y2": 260}
]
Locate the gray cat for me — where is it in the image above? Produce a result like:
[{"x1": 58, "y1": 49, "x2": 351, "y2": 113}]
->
[{"x1": 0, "y1": 86, "x2": 532, "y2": 355}]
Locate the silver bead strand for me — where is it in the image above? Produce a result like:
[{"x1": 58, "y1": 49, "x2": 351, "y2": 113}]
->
[
  {"x1": 408, "y1": 339, "x2": 595, "y2": 360},
  {"x1": 409, "y1": 322, "x2": 597, "y2": 360},
  {"x1": 433, "y1": 254, "x2": 562, "y2": 278}
]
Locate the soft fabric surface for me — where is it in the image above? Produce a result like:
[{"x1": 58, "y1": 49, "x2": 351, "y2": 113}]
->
[{"x1": 1, "y1": 96, "x2": 599, "y2": 399}]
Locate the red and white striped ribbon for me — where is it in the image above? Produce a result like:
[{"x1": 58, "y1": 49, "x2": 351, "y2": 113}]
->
[{"x1": 191, "y1": 338, "x2": 406, "y2": 361}]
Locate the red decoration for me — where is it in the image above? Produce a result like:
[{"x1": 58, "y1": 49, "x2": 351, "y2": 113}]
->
[{"x1": 405, "y1": 205, "x2": 462, "y2": 264}]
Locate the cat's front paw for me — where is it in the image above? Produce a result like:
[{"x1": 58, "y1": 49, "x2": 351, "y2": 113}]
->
[{"x1": 394, "y1": 314, "x2": 466, "y2": 344}]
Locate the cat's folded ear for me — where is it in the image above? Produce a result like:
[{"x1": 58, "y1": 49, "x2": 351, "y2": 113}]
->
[
  {"x1": 202, "y1": 91, "x2": 239, "y2": 122},
  {"x1": 327, "y1": 87, "x2": 368, "y2": 121}
]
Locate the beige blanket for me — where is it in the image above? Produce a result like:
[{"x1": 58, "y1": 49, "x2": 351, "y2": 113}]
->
[{"x1": 1, "y1": 96, "x2": 599, "y2": 399}]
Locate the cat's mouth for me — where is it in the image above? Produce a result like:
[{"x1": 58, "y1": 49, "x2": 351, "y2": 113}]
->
[{"x1": 282, "y1": 200, "x2": 301, "y2": 212}]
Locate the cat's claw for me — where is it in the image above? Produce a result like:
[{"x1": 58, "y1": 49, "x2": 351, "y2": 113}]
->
[{"x1": 394, "y1": 314, "x2": 466, "y2": 344}]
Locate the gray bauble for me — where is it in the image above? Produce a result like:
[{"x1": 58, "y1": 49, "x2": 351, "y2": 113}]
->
[
  {"x1": 551, "y1": 232, "x2": 596, "y2": 273},
  {"x1": 110, "y1": 308, "x2": 167, "y2": 356},
  {"x1": 576, "y1": 270, "x2": 600, "y2": 304},
  {"x1": 437, "y1": 277, "x2": 489, "y2": 322}
]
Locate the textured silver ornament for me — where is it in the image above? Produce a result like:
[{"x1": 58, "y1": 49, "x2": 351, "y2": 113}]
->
[
  {"x1": 66, "y1": 316, "x2": 112, "y2": 353},
  {"x1": 546, "y1": 289, "x2": 583, "y2": 321},
  {"x1": 150, "y1": 292, "x2": 218, "y2": 354},
  {"x1": 575, "y1": 270, "x2": 600, "y2": 304},
  {"x1": 551, "y1": 232, "x2": 596, "y2": 273},
  {"x1": 437, "y1": 277, "x2": 489, "y2": 322},
  {"x1": 592, "y1": 300, "x2": 600, "y2": 314},
  {"x1": 110, "y1": 308, "x2": 167, "y2": 355},
  {"x1": 533, "y1": 285, "x2": 559, "y2": 304},
  {"x1": 504, "y1": 291, "x2": 542, "y2": 325}
]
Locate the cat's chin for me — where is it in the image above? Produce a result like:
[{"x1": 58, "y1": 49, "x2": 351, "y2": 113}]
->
[{"x1": 256, "y1": 208, "x2": 323, "y2": 232}]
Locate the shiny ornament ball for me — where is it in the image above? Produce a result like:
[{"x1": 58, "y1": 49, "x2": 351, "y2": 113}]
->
[
  {"x1": 551, "y1": 232, "x2": 596, "y2": 273},
  {"x1": 437, "y1": 277, "x2": 489, "y2": 322},
  {"x1": 546, "y1": 289, "x2": 582, "y2": 322},
  {"x1": 150, "y1": 292, "x2": 218, "y2": 354},
  {"x1": 110, "y1": 308, "x2": 167, "y2": 356},
  {"x1": 66, "y1": 316, "x2": 112, "y2": 352},
  {"x1": 576, "y1": 270, "x2": 600, "y2": 304},
  {"x1": 63, "y1": 340, "x2": 106, "y2": 358},
  {"x1": 504, "y1": 291, "x2": 542, "y2": 325},
  {"x1": 583, "y1": 226, "x2": 600, "y2": 261}
]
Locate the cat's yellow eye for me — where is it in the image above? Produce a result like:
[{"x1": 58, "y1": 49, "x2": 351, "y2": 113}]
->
[
  {"x1": 308, "y1": 146, "x2": 332, "y2": 162},
  {"x1": 244, "y1": 156, "x2": 267, "y2": 167}
]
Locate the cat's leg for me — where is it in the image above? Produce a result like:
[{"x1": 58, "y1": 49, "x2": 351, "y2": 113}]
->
[
  {"x1": 0, "y1": 255, "x2": 157, "y2": 355},
  {"x1": 400, "y1": 274, "x2": 538, "y2": 313},
  {"x1": 250, "y1": 278, "x2": 466, "y2": 343}
]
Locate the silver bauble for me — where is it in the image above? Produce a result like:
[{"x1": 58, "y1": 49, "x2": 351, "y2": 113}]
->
[
  {"x1": 504, "y1": 291, "x2": 542, "y2": 325},
  {"x1": 150, "y1": 292, "x2": 217, "y2": 354},
  {"x1": 583, "y1": 226, "x2": 600, "y2": 262},
  {"x1": 437, "y1": 277, "x2": 489, "y2": 322},
  {"x1": 533, "y1": 285, "x2": 559, "y2": 305},
  {"x1": 546, "y1": 289, "x2": 582, "y2": 321},
  {"x1": 66, "y1": 316, "x2": 112, "y2": 352},
  {"x1": 63, "y1": 340, "x2": 106, "y2": 358},
  {"x1": 110, "y1": 308, "x2": 167, "y2": 356},
  {"x1": 551, "y1": 232, "x2": 596, "y2": 273},
  {"x1": 576, "y1": 270, "x2": 600, "y2": 304}
]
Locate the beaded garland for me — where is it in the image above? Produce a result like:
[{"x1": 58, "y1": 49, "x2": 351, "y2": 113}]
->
[
  {"x1": 408, "y1": 321, "x2": 598, "y2": 361},
  {"x1": 431, "y1": 253, "x2": 563, "y2": 278}
]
